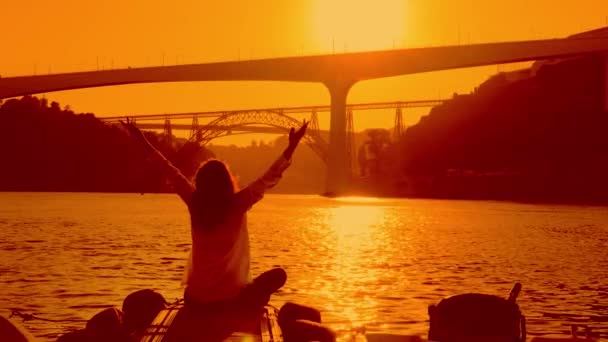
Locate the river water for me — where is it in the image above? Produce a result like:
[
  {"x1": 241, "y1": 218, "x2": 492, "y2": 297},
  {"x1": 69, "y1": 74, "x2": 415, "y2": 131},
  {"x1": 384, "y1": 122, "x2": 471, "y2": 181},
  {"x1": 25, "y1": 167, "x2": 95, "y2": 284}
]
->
[{"x1": 1, "y1": 192, "x2": 607, "y2": 340}]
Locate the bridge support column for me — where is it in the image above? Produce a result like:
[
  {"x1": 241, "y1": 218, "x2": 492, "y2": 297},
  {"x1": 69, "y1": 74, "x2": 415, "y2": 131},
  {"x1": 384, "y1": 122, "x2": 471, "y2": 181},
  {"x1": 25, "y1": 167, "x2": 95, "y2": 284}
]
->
[
  {"x1": 310, "y1": 109, "x2": 320, "y2": 133},
  {"x1": 325, "y1": 80, "x2": 354, "y2": 196},
  {"x1": 346, "y1": 108, "x2": 355, "y2": 179},
  {"x1": 163, "y1": 119, "x2": 173, "y2": 146},
  {"x1": 394, "y1": 107, "x2": 404, "y2": 141},
  {"x1": 191, "y1": 116, "x2": 202, "y2": 142}
]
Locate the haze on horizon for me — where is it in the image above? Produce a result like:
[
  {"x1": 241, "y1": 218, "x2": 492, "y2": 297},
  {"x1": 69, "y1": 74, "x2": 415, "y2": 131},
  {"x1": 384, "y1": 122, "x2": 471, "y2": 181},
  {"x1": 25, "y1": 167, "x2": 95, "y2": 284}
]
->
[{"x1": 2, "y1": 0, "x2": 607, "y2": 145}]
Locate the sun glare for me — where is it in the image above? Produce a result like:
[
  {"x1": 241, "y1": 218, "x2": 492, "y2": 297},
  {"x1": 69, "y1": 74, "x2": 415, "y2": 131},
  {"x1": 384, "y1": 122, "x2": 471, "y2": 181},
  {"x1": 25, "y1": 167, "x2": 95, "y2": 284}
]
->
[
  {"x1": 334, "y1": 196, "x2": 382, "y2": 203},
  {"x1": 321, "y1": 205, "x2": 387, "y2": 328},
  {"x1": 329, "y1": 205, "x2": 385, "y2": 239},
  {"x1": 313, "y1": 0, "x2": 406, "y2": 52}
]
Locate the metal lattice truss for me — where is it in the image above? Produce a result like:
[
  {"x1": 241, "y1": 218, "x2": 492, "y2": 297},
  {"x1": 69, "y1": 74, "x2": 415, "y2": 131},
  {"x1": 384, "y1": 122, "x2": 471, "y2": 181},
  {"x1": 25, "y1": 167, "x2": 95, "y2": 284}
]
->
[{"x1": 193, "y1": 110, "x2": 328, "y2": 163}]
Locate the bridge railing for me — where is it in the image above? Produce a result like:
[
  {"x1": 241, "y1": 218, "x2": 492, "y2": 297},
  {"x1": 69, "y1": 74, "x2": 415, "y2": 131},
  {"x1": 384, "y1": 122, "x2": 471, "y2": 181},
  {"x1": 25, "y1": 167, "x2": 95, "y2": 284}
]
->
[{"x1": 98, "y1": 99, "x2": 445, "y2": 123}]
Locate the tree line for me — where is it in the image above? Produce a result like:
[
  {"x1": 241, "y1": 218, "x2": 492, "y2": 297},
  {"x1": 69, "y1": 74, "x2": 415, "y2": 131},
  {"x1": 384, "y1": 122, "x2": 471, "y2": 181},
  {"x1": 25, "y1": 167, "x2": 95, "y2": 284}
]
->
[{"x1": 0, "y1": 96, "x2": 212, "y2": 193}]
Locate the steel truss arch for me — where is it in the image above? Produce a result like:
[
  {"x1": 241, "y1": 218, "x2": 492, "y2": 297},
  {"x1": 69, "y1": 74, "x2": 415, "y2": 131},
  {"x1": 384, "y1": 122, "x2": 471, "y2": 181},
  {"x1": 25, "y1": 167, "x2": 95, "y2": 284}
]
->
[{"x1": 193, "y1": 110, "x2": 328, "y2": 163}]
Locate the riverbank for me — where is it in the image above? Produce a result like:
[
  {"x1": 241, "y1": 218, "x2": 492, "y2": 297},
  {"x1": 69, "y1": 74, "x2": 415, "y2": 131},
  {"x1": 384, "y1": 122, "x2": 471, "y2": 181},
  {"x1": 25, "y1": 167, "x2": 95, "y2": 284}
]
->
[{"x1": 347, "y1": 174, "x2": 608, "y2": 206}]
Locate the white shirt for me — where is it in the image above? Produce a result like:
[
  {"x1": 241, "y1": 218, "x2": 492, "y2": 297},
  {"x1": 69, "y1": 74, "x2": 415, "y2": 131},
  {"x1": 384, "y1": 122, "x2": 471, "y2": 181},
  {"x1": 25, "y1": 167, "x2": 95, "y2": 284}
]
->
[{"x1": 153, "y1": 152, "x2": 291, "y2": 303}]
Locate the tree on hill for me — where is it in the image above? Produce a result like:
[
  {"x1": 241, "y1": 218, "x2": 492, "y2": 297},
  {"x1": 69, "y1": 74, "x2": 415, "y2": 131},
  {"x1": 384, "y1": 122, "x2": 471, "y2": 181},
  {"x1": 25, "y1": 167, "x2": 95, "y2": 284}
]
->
[{"x1": 0, "y1": 96, "x2": 212, "y2": 193}]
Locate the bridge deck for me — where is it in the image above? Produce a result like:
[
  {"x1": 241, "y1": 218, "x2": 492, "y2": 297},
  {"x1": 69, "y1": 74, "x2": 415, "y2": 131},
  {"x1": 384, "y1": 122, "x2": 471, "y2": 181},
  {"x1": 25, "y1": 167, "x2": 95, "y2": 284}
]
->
[
  {"x1": 99, "y1": 99, "x2": 444, "y2": 122},
  {"x1": 2, "y1": 35, "x2": 608, "y2": 99}
]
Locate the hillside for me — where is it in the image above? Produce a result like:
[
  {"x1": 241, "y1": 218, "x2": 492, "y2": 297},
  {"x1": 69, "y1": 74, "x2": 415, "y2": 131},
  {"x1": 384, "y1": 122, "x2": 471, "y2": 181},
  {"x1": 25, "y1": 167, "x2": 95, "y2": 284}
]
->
[{"x1": 397, "y1": 54, "x2": 608, "y2": 202}]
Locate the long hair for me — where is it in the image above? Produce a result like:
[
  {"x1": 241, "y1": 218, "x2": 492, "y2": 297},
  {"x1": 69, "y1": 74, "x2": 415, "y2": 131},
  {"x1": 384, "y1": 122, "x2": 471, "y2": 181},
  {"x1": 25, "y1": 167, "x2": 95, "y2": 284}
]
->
[{"x1": 190, "y1": 159, "x2": 238, "y2": 230}]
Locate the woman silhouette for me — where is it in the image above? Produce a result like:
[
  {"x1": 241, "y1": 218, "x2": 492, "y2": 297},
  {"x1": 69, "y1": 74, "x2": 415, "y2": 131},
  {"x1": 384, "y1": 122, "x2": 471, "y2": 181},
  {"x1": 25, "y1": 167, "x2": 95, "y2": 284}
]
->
[{"x1": 122, "y1": 120, "x2": 308, "y2": 312}]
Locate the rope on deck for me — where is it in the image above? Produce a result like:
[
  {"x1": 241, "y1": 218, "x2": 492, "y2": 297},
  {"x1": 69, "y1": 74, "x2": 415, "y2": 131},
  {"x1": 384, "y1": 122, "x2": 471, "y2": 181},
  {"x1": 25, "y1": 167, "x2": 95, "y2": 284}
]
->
[{"x1": 9, "y1": 309, "x2": 88, "y2": 323}]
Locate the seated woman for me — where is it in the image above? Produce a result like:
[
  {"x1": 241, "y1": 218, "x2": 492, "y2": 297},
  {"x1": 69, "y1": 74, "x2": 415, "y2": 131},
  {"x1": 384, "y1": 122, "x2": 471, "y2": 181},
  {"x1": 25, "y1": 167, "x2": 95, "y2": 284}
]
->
[{"x1": 122, "y1": 120, "x2": 308, "y2": 314}]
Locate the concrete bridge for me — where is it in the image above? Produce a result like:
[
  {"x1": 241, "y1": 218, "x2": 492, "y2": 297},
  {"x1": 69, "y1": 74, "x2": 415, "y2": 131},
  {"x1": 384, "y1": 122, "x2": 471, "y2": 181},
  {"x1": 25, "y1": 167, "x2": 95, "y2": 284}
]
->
[{"x1": 2, "y1": 34, "x2": 608, "y2": 194}]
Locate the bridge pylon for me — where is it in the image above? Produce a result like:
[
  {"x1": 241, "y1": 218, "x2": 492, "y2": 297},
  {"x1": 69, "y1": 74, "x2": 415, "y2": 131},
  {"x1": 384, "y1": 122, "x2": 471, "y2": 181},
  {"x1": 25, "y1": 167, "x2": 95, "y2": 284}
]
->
[
  {"x1": 310, "y1": 109, "x2": 320, "y2": 134},
  {"x1": 325, "y1": 80, "x2": 354, "y2": 196},
  {"x1": 190, "y1": 116, "x2": 202, "y2": 143},
  {"x1": 163, "y1": 118, "x2": 173, "y2": 146},
  {"x1": 346, "y1": 108, "x2": 355, "y2": 179},
  {"x1": 394, "y1": 107, "x2": 404, "y2": 141}
]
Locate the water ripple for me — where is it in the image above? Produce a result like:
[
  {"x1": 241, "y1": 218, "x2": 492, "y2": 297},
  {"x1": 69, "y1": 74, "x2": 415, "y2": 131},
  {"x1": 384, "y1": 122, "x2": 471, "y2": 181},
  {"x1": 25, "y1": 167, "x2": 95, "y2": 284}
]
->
[{"x1": 0, "y1": 193, "x2": 606, "y2": 340}]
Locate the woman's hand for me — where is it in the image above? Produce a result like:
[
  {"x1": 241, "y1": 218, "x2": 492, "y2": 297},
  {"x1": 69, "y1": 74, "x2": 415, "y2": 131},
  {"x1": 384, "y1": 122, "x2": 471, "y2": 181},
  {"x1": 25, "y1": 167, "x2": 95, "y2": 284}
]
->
[
  {"x1": 120, "y1": 119, "x2": 143, "y2": 138},
  {"x1": 289, "y1": 120, "x2": 309, "y2": 148},
  {"x1": 120, "y1": 119, "x2": 153, "y2": 152},
  {"x1": 120, "y1": 119, "x2": 148, "y2": 143},
  {"x1": 284, "y1": 121, "x2": 309, "y2": 160}
]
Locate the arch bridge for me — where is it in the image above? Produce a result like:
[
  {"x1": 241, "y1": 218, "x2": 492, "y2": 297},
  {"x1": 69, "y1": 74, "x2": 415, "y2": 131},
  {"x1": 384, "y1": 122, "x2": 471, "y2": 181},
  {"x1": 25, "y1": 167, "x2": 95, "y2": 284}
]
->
[{"x1": 101, "y1": 99, "x2": 445, "y2": 165}]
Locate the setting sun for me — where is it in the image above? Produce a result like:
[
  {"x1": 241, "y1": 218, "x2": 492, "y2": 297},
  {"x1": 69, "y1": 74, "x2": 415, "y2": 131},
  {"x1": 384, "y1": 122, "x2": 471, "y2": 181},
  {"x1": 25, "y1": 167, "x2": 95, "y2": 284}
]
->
[{"x1": 313, "y1": 0, "x2": 406, "y2": 52}]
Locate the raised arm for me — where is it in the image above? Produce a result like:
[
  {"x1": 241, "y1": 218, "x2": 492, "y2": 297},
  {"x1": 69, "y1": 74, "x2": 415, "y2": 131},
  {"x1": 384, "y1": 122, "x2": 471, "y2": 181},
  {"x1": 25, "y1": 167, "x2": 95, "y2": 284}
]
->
[
  {"x1": 233, "y1": 121, "x2": 309, "y2": 212},
  {"x1": 121, "y1": 120, "x2": 195, "y2": 206}
]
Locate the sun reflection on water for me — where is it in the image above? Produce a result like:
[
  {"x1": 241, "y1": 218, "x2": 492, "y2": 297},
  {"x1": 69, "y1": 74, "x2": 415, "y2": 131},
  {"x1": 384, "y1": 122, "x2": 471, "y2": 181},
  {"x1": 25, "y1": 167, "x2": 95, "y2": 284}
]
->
[
  {"x1": 332, "y1": 196, "x2": 383, "y2": 204},
  {"x1": 330, "y1": 205, "x2": 384, "y2": 239},
  {"x1": 319, "y1": 204, "x2": 389, "y2": 331}
]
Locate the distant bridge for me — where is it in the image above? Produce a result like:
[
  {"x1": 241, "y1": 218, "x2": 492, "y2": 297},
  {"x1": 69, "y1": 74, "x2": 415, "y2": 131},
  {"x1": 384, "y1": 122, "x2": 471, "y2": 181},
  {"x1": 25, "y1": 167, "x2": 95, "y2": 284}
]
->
[
  {"x1": 101, "y1": 99, "x2": 444, "y2": 122},
  {"x1": 100, "y1": 99, "x2": 445, "y2": 163}
]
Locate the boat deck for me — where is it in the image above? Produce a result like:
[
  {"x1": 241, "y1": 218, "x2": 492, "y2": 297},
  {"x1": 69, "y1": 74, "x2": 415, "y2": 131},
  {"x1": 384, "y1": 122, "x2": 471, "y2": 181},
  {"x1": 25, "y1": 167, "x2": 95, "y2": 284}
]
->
[{"x1": 139, "y1": 303, "x2": 282, "y2": 342}]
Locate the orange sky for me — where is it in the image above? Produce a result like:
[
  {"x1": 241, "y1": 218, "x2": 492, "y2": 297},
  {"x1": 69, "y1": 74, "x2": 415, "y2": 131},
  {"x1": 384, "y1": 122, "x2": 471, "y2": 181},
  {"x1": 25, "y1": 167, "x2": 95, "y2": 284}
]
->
[{"x1": 1, "y1": 1, "x2": 607, "y2": 143}]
